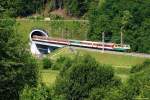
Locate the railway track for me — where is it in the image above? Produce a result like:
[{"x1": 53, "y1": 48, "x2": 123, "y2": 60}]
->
[{"x1": 70, "y1": 46, "x2": 150, "y2": 58}]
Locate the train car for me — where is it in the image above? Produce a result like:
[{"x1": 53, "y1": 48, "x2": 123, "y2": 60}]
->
[
  {"x1": 79, "y1": 41, "x2": 93, "y2": 48},
  {"x1": 91, "y1": 42, "x2": 114, "y2": 50},
  {"x1": 32, "y1": 35, "x2": 70, "y2": 45},
  {"x1": 113, "y1": 44, "x2": 130, "y2": 52},
  {"x1": 69, "y1": 40, "x2": 81, "y2": 46}
]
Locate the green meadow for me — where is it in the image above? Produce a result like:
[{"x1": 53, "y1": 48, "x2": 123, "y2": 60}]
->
[{"x1": 40, "y1": 47, "x2": 148, "y2": 86}]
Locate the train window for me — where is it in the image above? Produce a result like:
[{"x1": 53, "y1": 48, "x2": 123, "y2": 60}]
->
[
  {"x1": 104, "y1": 45, "x2": 112, "y2": 47},
  {"x1": 81, "y1": 42, "x2": 92, "y2": 45}
]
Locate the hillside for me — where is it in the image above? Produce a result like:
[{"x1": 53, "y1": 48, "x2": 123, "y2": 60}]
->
[
  {"x1": 0, "y1": 0, "x2": 150, "y2": 100},
  {"x1": 47, "y1": 47, "x2": 148, "y2": 83},
  {"x1": 16, "y1": 20, "x2": 89, "y2": 42},
  {"x1": 12, "y1": 0, "x2": 149, "y2": 53}
]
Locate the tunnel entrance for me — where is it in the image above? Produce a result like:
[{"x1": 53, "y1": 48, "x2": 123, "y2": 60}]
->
[
  {"x1": 31, "y1": 31, "x2": 46, "y2": 38},
  {"x1": 30, "y1": 29, "x2": 60, "y2": 55},
  {"x1": 30, "y1": 29, "x2": 48, "y2": 41}
]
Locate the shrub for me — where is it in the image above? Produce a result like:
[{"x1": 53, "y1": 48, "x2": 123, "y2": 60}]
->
[
  {"x1": 130, "y1": 60, "x2": 150, "y2": 73},
  {"x1": 51, "y1": 56, "x2": 72, "y2": 70},
  {"x1": 42, "y1": 57, "x2": 52, "y2": 69},
  {"x1": 20, "y1": 84, "x2": 52, "y2": 100},
  {"x1": 54, "y1": 55, "x2": 120, "y2": 100},
  {"x1": 88, "y1": 87, "x2": 123, "y2": 100},
  {"x1": 125, "y1": 59, "x2": 150, "y2": 99}
]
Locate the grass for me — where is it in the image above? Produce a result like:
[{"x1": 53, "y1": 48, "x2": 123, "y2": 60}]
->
[
  {"x1": 40, "y1": 47, "x2": 149, "y2": 86},
  {"x1": 114, "y1": 67, "x2": 131, "y2": 83},
  {"x1": 48, "y1": 47, "x2": 148, "y2": 82},
  {"x1": 15, "y1": 20, "x2": 89, "y2": 43},
  {"x1": 50, "y1": 47, "x2": 147, "y2": 66},
  {"x1": 40, "y1": 70, "x2": 59, "y2": 87}
]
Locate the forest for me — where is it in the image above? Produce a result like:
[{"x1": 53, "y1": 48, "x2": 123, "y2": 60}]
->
[{"x1": 0, "y1": 0, "x2": 150, "y2": 100}]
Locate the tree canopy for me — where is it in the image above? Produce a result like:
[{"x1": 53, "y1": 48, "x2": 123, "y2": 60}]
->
[
  {"x1": 0, "y1": 19, "x2": 39, "y2": 100},
  {"x1": 54, "y1": 55, "x2": 121, "y2": 99},
  {"x1": 0, "y1": 0, "x2": 44, "y2": 17},
  {"x1": 88, "y1": 0, "x2": 150, "y2": 53}
]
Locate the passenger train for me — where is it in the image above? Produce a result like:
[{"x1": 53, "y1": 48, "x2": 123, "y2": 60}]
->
[{"x1": 32, "y1": 35, "x2": 130, "y2": 52}]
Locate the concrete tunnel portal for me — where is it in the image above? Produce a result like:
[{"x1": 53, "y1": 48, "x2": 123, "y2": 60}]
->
[
  {"x1": 30, "y1": 29, "x2": 59, "y2": 55},
  {"x1": 30, "y1": 29, "x2": 48, "y2": 41}
]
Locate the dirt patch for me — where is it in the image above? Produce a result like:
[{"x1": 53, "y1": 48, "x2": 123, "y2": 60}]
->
[{"x1": 50, "y1": 9, "x2": 77, "y2": 19}]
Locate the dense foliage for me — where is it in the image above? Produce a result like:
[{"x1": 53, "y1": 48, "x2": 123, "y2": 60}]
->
[
  {"x1": 54, "y1": 55, "x2": 121, "y2": 99},
  {"x1": 0, "y1": 0, "x2": 92, "y2": 17},
  {"x1": 0, "y1": 19, "x2": 39, "y2": 100},
  {"x1": 50, "y1": 0, "x2": 92, "y2": 16},
  {"x1": 0, "y1": 0, "x2": 45, "y2": 17},
  {"x1": 126, "y1": 60, "x2": 150, "y2": 99},
  {"x1": 88, "y1": 0, "x2": 150, "y2": 53},
  {"x1": 20, "y1": 84, "x2": 51, "y2": 100},
  {"x1": 42, "y1": 57, "x2": 52, "y2": 69},
  {"x1": 51, "y1": 56, "x2": 73, "y2": 70},
  {"x1": 64, "y1": 0, "x2": 92, "y2": 16},
  {"x1": 51, "y1": 55, "x2": 150, "y2": 100}
]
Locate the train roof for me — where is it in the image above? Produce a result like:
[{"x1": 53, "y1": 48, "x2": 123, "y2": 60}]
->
[
  {"x1": 33, "y1": 36, "x2": 115, "y2": 45},
  {"x1": 81, "y1": 40, "x2": 115, "y2": 45}
]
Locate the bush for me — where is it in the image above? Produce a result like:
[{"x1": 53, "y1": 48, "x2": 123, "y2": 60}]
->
[
  {"x1": 0, "y1": 19, "x2": 39, "y2": 100},
  {"x1": 20, "y1": 84, "x2": 52, "y2": 100},
  {"x1": 125, "y1": 59, "x2": 150, "y2": 99},
  {"x1": 42, "y1": 57, "x2": 53, "y2": 69},
  {"x1": 54, "y1": 55, "x2": 120, "y2": 100},
  {"x1": 130, "y1": 60, "x2": 150, "y2": 73},
  {"x1": 88, "y1": 87, "x2": 123, "y2": 100},
  {"x1": 51, "y1": 56, "x2": 72, "y2": 70}
]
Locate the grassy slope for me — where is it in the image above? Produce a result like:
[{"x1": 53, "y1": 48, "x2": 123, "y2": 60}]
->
[
  {"x1": 16, "y1": 20, "x2": 88, "y2": 43},
  {"x1": 47, "y1": 47, "x2": 148, "y2": 83},
  {"x1": 39, "y1": 43, "x2": 148, "y2": 86},
  {"x1": 41, "y1": 70, "x2": 59, "y2": 87},
  {"x1": 50, "y1": 47, "x2": 147, "y2": 66}
]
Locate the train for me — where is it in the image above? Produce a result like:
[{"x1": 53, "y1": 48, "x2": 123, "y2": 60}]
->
[{"x1": 32, "y1": 35, "x2": 130, "y2": 52}]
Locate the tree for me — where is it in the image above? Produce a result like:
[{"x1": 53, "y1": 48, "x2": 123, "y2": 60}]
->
[
  {"x1": 88, "y1": 1, "x2": 111, "y2": 41},
  {"x1": 88, "y1": 0, "x2": 150, "y2": 53},
  {"x1": 54, "y1": 55, "x2": 121, "y2": 99},
  {"x1": 0, "y1": 0, "x2": 45, "y2": 17},
  {"x1": 42, "y1": 57, "x2": 52, "y2": 69},
  {"x1": 51, "y1": 0, "x2": 63, "y2": 9},
  {"x1": 120, "y1": 10, "x2": 132, "y2": 46},
  {"x1": 123, "y1": 60, "x2": 150, "y2": 99},
  {"x1": 64, "y1": 0, "x2": 92, "y2": 16},
  {"x1": 0, "y1": 19, "x2": 39, "y2": 100}
]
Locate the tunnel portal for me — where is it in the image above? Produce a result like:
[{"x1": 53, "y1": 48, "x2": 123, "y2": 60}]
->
[{"x1": 30, "y1": 29, "x2": 59, "y2": 55}]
